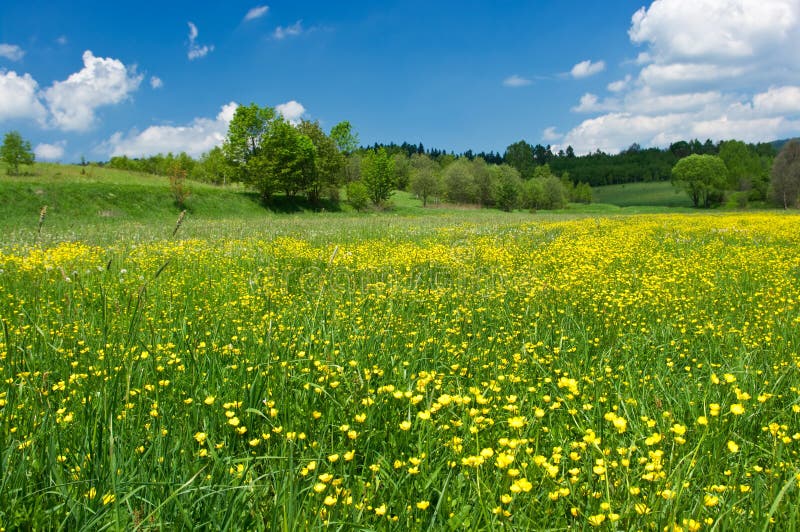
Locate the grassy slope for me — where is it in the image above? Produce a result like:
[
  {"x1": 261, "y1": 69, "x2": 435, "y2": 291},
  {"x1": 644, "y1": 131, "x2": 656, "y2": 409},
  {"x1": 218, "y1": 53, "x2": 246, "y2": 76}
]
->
[
  {"x1": 591, "y1": 180, "x2": 694, "y2": 208},
  {"x1": 1, "y1": 163, "x2": 708, "y2": 244}
]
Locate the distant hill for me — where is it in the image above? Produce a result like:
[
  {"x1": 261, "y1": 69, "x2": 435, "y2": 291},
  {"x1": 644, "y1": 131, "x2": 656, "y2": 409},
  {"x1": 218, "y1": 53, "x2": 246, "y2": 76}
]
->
[{"x1": 770, "y1": 138, "x2": 800, "y2": 151}]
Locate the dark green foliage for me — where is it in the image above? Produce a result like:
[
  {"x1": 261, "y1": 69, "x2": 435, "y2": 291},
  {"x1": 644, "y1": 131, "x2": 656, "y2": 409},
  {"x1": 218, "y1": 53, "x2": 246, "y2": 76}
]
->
[
  {"x1": 719, "y1": 140, "x2": 770, "y2": 201},
  {"x1": 503, "y1": 140, "x2": 537, "y2": 179},
  {"x1": 298, "y1": 120, "x2": 345, "y2": 203}
]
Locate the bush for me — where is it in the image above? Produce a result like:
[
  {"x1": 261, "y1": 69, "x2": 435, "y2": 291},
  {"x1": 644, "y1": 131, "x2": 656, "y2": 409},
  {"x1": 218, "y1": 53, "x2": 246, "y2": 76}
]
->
[{"x1": 346, "y1": 181, "x2": 370, "y2": 211}]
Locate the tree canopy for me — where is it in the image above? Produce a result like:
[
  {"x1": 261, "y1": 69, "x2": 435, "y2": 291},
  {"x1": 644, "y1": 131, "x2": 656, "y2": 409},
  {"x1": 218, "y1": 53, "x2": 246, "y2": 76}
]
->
[
  {"x1": 1, "y1": 131, "x2": 35, "y2": 175},
  {"x1": 671, "y1": 154, "x2": 728, "y2": 208}
]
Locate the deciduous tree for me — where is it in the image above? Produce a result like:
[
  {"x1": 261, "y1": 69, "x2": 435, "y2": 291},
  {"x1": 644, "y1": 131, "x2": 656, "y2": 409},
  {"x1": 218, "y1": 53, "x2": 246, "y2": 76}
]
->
[
  {"x1": 1, "y1": 131, "x2": 35, "y2": 175},
  {"x1": 770, "y1": 140, "x2": 800, "y2": 209},
  {"x1": 361, "y1": 148, "x2": 395, "y2": 205},
  {"x1": 409, "y1": 153, "x2": 442, "y2": 207},
  {"x1": 671, "y1": 154, "x2": 728, "y2": 208}
]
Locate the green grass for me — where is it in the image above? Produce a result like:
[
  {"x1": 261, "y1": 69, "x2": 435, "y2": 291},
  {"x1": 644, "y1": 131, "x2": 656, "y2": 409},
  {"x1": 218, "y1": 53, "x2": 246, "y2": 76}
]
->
[
  {"x1": 2, "y1": 204, "x2": 800, "y2": 529},
  {"x1": 592, "y1": 180, "x2": 695, "y2": 207}
]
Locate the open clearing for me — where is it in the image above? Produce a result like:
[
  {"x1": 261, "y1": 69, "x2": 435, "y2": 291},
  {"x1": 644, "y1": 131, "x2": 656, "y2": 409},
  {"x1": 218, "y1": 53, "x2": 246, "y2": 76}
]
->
[{"x1": 2, "y1": 210, "x2": 800, "y2": 529}]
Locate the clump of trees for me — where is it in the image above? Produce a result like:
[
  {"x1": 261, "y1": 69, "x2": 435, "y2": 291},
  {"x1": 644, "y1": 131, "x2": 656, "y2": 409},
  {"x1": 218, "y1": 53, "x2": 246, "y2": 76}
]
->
[
  {"x1": 1, "y1": 131, "x2": 35, "y2": 175},
  {"x1": 221, "y1": 104, "x2": 354, "y2": 203}
]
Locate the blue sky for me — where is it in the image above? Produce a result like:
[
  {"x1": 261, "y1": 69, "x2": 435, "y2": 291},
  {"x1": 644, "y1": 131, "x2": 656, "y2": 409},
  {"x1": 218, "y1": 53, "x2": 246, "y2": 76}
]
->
[{"x1": 1, "y1": 0, "x2": 799, "y2": 163}]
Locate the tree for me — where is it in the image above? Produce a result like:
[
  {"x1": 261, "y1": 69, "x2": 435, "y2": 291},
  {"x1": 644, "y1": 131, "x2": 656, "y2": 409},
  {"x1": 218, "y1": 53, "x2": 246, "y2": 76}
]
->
[
  {"x1": 298, "y1": 120, "x2": 345, "y2": 203},
  {"x1": 409, "y1": 153, "x2": 442, "y2": 207},
  {"x1": 671, "y1": 154, "x2": 728, "y2": 208},
  {"x1": 261, "y1": 118, "x2": 316, "y2": 198},
  {"x1": 222, "y1": 103, "x2": 277, "y2": 191},
  {"x1": 770, "y1": 140, "x2": 800, "y2": 209},
  {"x1": 330, "y1": 121, "x2": 359, "y2": 155},
  {"x1": 503, "y1": 140, "x2": 536, "y2": 179},
  {"x1": 719, "y1": 140, "x2": 768, "y2": 199},
  {"x1": 1, "y1": 131, "x2": 35, "y2": 175},
  {"x1": 443, "y1": 158, "x2": 478, "y2": 204},
  {"x1": 191, "y1": 147, "x2": 234, "y2": 185},
  {"x1": 471, "y1": 158, "x2": 495, "y2": 206},
  {"x1": 392, "y1": 152, "x2": 412, "y2": 191},
  {"x1": 361, "y1": 148, "x2": 395, "y2": 205},
  {"x1": 492, "y1": 164, "x2": 522, "y2": 211}
]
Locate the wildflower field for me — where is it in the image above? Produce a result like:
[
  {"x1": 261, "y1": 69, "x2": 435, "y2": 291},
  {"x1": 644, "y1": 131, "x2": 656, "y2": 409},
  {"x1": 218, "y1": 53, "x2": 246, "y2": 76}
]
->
[{"x1": 2, "y1": 212, "x2": 800, "y2": 530}]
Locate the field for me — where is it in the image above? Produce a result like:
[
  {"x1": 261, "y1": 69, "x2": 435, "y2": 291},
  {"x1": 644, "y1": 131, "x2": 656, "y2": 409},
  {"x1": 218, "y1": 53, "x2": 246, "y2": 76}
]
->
[
  {"x1": 2, "y1": 205, "x2": 800, "y2": 530},
  {"x1": 592, "y1": 181, "x2": 694, "y2": 208}
]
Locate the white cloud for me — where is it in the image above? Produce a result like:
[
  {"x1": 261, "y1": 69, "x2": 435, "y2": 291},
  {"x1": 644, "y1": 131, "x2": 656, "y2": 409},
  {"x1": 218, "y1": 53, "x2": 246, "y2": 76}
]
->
[
  {"x1": 623, "y1": 87, "x2": 725, "y2": 115},
  {"x1": 275, "y1": 100, "x2": 305, "y2": 124},
  {"x1": 629, "y1": 0, "x2": 798, "y2": 64},
  {"x1": 570, "y1": 59, "x2": 606, "y2": 79},
  {"x1": 150, "y1": 76, "x2": 163, "y2": 89},
  {"x1": 751, "y1": 85, "x2": 800, "y2": 115},
  {"x1": 503, "y1": 74, "x2": 532, "y2": 88},
  {"x1": 0, "y1": 44, "x2": 25, "y2": 61},
  {"x1": 244, "y1": 5, "x2": 269, "y2": 21},
  {"x1": 104, "y1": 102, "x2": 238, "y2": 158},
  {"x1": 34, "y1": 141, "x2": 66, "y2": 160},
  {"x1": 542, "y1": 127, "x2": 562, "y2": 142},
  {"x1": 273, "y1": 21, "x2": 304, "y2": 40},
  {"x1": 0, "y1": 70, "x2": 47, "y2": 123},
  {"x1": 607, "y1": 75, "x2": 632, "y2": 93},
  {"x1": 56, "y1": 36, "x2": 68, "y2": 46},
  {"x1": 557, "y1": 0, "x2": 800, "y2": 153},
  {"x1": 43, "y1": 50, "x2": 142, "y2": 131},
  {"x1": 572, "y1": 93, "x2": 620, "y2": 114},
  {"x1": 187, "y1": 22, "x2": 214, "y2": 60}
]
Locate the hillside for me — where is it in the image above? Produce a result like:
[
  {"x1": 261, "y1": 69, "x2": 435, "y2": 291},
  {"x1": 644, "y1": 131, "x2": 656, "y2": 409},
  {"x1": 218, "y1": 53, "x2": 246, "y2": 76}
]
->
[{"x1": 592, "y1": 180, "x2": 694, "y2": 208}]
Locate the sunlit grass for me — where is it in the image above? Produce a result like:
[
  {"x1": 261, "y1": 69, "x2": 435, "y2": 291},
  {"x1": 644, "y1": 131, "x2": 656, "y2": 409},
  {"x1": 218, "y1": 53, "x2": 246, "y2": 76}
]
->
[{"x1": 2, "y1": 212, "x2": 800, "y2": 529}]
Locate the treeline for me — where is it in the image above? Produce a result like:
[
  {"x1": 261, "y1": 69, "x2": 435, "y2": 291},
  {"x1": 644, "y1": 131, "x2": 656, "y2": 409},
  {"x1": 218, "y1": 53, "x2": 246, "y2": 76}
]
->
[
  {"x1": 103, "y1": 108, "x2": 783, "y2": 210},
  {"x1": 357, "y1": 137, "x2": 777, "y2": 190},
  {"x1": 105, "y1": 106, "x2": 588, "y2": 211}
]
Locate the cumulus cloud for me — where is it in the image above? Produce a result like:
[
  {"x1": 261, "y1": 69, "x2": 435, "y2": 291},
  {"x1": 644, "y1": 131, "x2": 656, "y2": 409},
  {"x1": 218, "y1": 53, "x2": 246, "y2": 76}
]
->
[
  {"x1": 503, "y1": 75, "x2": 532, "y2": 88},
  {"x1": 273, "y1": 21, "x2": 304, "y2": 40},
  {"x1": 751, "y1": 85, "x2": 800, "y2": 115},
  {"x1": 557, "y1": 0, "x2": 800, "y2": 153},
  {"x1": 187, "y1": 22, "x2": 214, "y2": 60},
  {"x1": 542, "y1": 127, "x2": 562, "y2": 142},
  {"x1": 0, "y1": 44, "x2": 25, "y2": 61},
  {"x1": 104, "y1": 102, "x2": 238, "y2": 158},
  {"x1": 607, "y1": 75, "x2": 632, "y2": 93},
  {"x1": 34, "y1": 141, "x2": 66, "y2": 160},
  {"x1": 150, "y1": 76, "x2": 163, "y2": 89},
  {"x1": 56, "y1": 36, "x2": 68, "y2": 46},
  {"x1": 244, "y1": 5, "x2": 269, "y2": 21},
  {"x1": 43, "y1": 50, "x2": 142, "y2": 131},
  {"x1": 629, "y1": 0, "x2": 798, "y2": 64},
  {"x1": 570, "y1": 59, "x2": 606, "y2": 79},
  {"x1": 572, "y1": 93, "x2": 620, "y2": 114},
  {"x1": 0, "y1": 70, "x2": 47, "y2": 123},
  {"x1": 276, "y1": 100, "x2": 306, "y2": 124}
]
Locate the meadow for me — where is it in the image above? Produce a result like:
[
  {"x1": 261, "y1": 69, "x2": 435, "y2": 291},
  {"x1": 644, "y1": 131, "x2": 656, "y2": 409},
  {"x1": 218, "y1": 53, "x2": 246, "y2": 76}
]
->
[{"x1": 2, "y1": 206, "x2": 800, "y2": 530}]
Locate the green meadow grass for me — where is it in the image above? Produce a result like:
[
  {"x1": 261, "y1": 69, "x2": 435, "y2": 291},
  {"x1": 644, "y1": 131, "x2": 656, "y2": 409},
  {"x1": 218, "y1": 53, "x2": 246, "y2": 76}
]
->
[
  {"x1": 592, "y1": 181, "x2": 694, "y2": 208},
  {"x1": 2, "y1": 204, "x2": 800, "y2": 530},
  {"x1": 3, "y1": 165, "x2": 800, "y2": 529}
]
